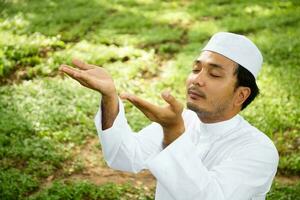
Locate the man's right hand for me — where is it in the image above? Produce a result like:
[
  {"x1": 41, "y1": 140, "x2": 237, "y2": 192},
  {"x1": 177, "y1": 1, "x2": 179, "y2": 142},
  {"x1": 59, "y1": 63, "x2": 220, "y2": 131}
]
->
[
  {"x1": 59, "y1": 58, "x2": 118, "y2": 129},
  {"x1": 59, "y1": 58, "x2": 117, "y2": 98}
]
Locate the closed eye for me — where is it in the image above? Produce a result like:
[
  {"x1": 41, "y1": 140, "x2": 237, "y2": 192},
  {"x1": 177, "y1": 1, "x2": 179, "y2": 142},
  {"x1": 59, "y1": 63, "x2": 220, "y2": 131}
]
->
[
  {"x1": 210, "y1": 74, "x2": 221, "y2": 78},
  {"x1": 192, "y1": 69, "x2": 201, "y2": 74}
]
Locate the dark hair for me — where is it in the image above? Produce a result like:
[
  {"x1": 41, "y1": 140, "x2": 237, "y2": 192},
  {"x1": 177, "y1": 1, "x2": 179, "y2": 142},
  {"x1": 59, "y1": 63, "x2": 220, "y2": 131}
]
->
[{"x1": 234, "y1": 64, "x2": 259, "y2": 110}]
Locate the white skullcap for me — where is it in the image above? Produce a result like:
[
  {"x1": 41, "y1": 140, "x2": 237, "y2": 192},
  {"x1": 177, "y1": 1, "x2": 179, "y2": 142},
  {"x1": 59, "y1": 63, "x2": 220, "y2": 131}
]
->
[{"x1": 202, "y1": 32, "x2": 263, "y2": 79}]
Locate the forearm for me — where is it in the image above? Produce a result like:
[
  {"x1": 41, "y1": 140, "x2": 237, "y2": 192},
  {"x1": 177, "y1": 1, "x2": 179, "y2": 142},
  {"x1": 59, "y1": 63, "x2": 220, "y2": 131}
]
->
[
  {"x1": 162, "y1": 118, "x2": 185, "y2": 147},
  {"x1": 148, "y1": 133, "x2": 223, "y2": 199},
  {"x1": 147, "y1": 133, "x2": 278, "y2": 200},
  {"x1": 95, "y1": 98, "x2": 164, "y2": 173},
  {"x1": 162, "y1": 126, "x2": 185, "y2": 147},
  {"x1": 101, "y1": 94, "x2": 119, "y2": 130}
]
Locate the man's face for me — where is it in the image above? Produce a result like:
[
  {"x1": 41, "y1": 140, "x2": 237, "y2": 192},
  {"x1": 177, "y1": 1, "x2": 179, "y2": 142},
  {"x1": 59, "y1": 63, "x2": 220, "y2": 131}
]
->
[{"x1": 186, "y1": 51, "x2": 238, "y2": 121}]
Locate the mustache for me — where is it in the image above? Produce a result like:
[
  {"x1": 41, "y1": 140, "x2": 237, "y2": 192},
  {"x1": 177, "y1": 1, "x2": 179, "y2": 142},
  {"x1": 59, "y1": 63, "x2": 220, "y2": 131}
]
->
[{"x1": 187, "y1": 86, "x2": 206, "y2": 98}]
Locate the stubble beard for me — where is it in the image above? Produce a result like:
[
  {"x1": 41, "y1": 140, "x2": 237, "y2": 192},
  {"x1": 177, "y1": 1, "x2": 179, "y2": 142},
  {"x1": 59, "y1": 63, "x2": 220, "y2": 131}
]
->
[{"x1": 186, "y1": 98, "x2": 231, "y2": 122}]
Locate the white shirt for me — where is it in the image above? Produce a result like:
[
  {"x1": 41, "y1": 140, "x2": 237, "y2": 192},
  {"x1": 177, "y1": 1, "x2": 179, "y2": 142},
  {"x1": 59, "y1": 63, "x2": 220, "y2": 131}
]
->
[{"x1": 94, "y1": 99, "x2": 279, "y2": 200}]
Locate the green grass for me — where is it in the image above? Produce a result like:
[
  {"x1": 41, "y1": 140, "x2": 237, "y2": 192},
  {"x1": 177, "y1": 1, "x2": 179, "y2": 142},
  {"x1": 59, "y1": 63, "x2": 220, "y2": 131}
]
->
[
  {"x1": 267, "y1": 181, "x2": 300, "y2": 200},
  {"x1": 0, "y1": 0, "x2": 299, "y2": 199},
  {"x1": 28, "y1": 181, "x2": 154, "y2": 200}
]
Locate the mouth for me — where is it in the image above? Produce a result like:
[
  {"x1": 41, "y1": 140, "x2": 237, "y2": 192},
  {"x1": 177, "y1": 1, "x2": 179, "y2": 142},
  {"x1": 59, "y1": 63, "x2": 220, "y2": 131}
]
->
[{"x1": 187, "y1": 89, "x2": 206, "y2": 100}]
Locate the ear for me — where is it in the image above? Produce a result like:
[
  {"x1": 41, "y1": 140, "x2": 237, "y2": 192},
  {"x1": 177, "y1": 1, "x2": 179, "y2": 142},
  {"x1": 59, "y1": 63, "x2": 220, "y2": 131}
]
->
[{"x1": 234, "y1": 86, "x2": 251, "y2": 108}]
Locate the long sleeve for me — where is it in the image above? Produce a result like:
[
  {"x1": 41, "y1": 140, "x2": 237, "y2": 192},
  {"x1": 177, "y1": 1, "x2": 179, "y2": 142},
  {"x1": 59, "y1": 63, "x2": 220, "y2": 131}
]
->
[
  {"x1": 94, "y1": 98, "x2": 164, "y2": 173},
  {"x1": 95, "y1": 99, "x2": 279, "y2": 199},
  {"x1": 146, "y1": 131, "x2": 279, "y2": 200}
]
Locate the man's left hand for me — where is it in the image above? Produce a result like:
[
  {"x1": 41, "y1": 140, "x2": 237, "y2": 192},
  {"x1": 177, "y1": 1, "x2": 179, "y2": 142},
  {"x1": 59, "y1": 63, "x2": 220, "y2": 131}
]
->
[{"x1": 120, "y1": 91, "x2": 185, "y2": 147}]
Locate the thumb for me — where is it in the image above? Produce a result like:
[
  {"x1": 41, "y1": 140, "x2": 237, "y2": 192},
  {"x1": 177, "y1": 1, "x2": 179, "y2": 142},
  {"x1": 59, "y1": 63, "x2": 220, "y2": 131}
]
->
[{"x1": 161, "y1": 90, "x2": 183, "y2": 113}]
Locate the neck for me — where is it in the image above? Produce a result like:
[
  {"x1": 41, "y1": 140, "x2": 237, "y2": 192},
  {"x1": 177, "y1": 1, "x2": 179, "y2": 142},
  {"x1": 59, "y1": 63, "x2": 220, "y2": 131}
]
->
[{"x1": 197, "y1": 110, "x2": 239, "y2": 123}]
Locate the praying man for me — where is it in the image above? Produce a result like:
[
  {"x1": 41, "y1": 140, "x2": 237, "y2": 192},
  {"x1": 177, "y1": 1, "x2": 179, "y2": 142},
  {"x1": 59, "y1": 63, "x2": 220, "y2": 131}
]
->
[{"x1": 59, "y1": 32, "x2": 279, "y2": 200}]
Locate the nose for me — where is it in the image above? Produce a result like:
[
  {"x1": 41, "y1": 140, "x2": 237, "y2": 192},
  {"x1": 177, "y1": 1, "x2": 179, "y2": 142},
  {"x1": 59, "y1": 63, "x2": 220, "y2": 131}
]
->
[{"x1": 190, "y1": 70, "x2": 206, "y2": 87}]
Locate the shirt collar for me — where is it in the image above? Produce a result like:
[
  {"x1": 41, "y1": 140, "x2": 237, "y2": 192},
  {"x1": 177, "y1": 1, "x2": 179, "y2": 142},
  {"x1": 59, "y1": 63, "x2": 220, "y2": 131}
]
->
[{"x1": 199, "y1": 114, "x2": 242, "y2": 139}]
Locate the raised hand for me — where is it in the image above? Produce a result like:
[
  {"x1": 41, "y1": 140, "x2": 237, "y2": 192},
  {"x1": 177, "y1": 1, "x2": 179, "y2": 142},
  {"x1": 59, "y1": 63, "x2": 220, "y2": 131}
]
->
[
  {"x1": 59, "y1": 58, "x2": 118, "y2": 129},
  {"x1": 121, "y1": 91, "x2": 185, "y2": 146},
  {"x1": 59, "y1": 58, "x2": 117, "y2": 99}
]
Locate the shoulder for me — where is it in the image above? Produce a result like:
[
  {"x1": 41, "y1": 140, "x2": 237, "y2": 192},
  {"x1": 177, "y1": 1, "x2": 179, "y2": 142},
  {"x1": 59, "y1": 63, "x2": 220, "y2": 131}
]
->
[
  {"x1": 238, "y1": 116, "x2": 277, "y2": 149},
  {"x1": 232, "y1": 116, "x2": 279, "y2": 165}
]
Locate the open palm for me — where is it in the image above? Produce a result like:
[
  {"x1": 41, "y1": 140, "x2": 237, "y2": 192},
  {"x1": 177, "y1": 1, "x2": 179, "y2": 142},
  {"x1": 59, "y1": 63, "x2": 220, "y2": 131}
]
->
[{"x1": 59, "y1": 59, "x2": 116, "y2": 98}]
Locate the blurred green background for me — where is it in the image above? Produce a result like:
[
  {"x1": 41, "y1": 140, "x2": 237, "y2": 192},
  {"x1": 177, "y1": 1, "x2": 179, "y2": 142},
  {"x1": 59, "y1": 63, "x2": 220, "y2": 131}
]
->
[{"x1": 0, "y1": 0, "x2": 299, "y2": 199}]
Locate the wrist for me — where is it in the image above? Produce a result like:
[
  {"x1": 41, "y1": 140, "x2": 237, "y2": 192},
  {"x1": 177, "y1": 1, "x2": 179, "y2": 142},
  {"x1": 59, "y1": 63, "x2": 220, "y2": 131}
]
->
[
  {"x1": 101, "y1": 94, "x2": 118, "y2": 115},
  {"x1": 101, "y1": 93, "x2": 119, "y2": 130},
  {"x1": 102, "y1": 92, "x2": 118, "y2": 103},
  {"x1": 162, "y1": 123, "x2": 185, "y2": 147}
]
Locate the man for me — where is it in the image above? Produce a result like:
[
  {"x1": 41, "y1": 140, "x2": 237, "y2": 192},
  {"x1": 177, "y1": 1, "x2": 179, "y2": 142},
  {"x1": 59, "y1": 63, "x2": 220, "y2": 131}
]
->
[{"x1": 60, "y1": 32, "x2": 279, "y2": 200}]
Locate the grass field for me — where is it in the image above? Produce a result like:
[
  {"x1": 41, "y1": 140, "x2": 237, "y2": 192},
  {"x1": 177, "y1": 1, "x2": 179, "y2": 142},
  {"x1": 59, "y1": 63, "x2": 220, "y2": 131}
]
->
[{"x1": 0, "y1": 0, "x2": 299, "y2": 199}]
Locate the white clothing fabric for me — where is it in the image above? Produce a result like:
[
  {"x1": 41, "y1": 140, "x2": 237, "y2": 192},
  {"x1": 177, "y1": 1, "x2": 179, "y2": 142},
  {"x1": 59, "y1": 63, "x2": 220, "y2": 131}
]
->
[
  {"x1": 94, "y1": 99, "x2": 279, "y2": 200},
  {"x1": 202, "y1": 32, "x2": 263, "y2": 79}
]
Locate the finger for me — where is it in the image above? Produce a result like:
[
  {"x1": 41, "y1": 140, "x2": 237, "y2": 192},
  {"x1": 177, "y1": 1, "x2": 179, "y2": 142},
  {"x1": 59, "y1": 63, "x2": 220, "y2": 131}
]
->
[
  {"x1": 161, "y1": 90, "x2": 183, "y2": 113},
  {"x1": 59, "y1": 65, "x2": 89, "y2": 83},
  {"x1": 59, "y1": 65, "x2": 81, "y2": 77},
  {"x1": 77, "y1": 79, "x2": 89, "y2": 87},
  {"x1": 120, "y1": 93, "x2": 160, "y2": 118},
  {"x1": 72, "y1": 58, "x2": 93, "y2": 70}
]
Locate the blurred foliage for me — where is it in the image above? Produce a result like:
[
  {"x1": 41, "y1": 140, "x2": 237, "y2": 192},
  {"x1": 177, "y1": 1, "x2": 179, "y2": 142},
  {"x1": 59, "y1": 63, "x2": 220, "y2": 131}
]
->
[
  {"x1": 267, "y1": 181, "x2": 300, "y2": 200},
  {"x1": 0, "y1": 0, "x2": 299, "y2": 199},
  {"x1": 28, "y1": 181, "x2": 154, "y2": 200}
]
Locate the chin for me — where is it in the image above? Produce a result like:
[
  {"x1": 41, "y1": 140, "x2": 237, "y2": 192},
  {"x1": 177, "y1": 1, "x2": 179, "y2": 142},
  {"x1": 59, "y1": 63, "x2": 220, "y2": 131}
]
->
[{"x1": 186, "y1": 102, "x2": 208, "y2": 113}]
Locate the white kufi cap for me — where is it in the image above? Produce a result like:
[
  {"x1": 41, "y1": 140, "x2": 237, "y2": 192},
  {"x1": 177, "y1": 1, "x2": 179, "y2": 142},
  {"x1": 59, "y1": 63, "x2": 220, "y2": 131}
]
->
[{"x1": 202, "y1": 32, "x2": 263, "y2": 79}]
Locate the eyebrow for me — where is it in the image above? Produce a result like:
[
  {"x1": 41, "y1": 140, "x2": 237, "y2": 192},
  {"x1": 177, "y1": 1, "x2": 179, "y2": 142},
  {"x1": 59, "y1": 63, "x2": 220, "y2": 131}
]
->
[{"x1": 194, "y1": 60, "x2": 225, "y2": 70}]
